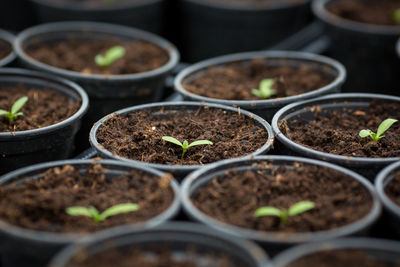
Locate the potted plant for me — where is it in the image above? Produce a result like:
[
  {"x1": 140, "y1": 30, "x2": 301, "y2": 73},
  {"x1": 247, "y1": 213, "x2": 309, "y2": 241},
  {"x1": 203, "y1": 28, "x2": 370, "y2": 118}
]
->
[
  {"x1": 175, "y1": 51, "x2": 346, "y2": 122},
  {"x1": 49, "y1": 222, "x2": 270, "y2": 267},
  {"x1": 273, "y1": 238, "x2": 400, "y2": 266},
  {"x1": 181, "y1": 156, "x2": 381, "y2": 254},
  {"x1": 272, "y1": 93, "x2": 400, "y2": 180},
  {"x1": 0, "y1": 29, "x2": 16, "y2": 67},
  {"x1": 14, "y1": 21, "x2": 179, "y2": 151},
  {"x1": 312, "y1": 0, "x2": 400, "y2": 96},
  {"x1": 90, "y1": 101, "x2": 274, "y2": 179},
  {"x1": 0, "y1": 68, "x2": 88, "y2": 175},
  {"x1": 29, "y1": 0, "x2": 166, "y2": 34},
  {"x1": 177, "y1": 0, "x2": 311, "y2": 61},
  {"x1": 0, "y1": 159, "x2": 180, "y2": 267}
]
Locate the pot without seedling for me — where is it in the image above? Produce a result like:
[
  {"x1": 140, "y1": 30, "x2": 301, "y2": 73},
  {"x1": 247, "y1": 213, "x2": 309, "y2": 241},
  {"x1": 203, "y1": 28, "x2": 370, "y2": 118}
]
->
[
  {"x1": 272, "y1": 93, "x2": 400, "y2": 180},
  {"x1": 0, "y1": 29, "x2": 16, "y2": 68},
  {"x1": 15, "y1": 21, "x2": 179, "y2": 152},
  {"x1": 90, "y1": 101, "x2": 274, "y2": 179},
  {"x1": 273, "y1": 238, "x2": 400, "y2": 267},
  {"x1": 181, "y1": 156, "x2": 381, "y2": 255},
  {"x1": 0, "y1": 68, "x2": 88, "y2": 175},
  {"x1": 175, "y1": 50, "x2": 346, "y2": 122},
  {"x1": 0, "y1": 159, "x2": 180, "y2": 267}
]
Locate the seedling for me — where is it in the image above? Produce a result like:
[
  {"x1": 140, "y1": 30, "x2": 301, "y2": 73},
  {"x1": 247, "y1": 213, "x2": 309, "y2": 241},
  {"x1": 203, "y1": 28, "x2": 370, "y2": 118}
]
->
[
  {"x1": 66, "y1": 203, "x2": 139, "y2": 223},
  {"x1": 251, "y1": 79, "x2": 277, "y2": 99},
  {"x1": 162, "y1": 136, "x2": 213, "y2": 159},
  {"x1": 254, "y1": 201, "x2": 315, "y2": 224},
  {"x1": 359, "y1": 118, "x2": 398, "y2": 142},
  {"x1": 95, "y1": 45, "x2": 126, "y2": 67},
  {"x1": 0, "y1": 96, "x2": 28, "y2": 123},
  {"x1": 393, "y1": 9, "x2": 400, "y2": 24}
]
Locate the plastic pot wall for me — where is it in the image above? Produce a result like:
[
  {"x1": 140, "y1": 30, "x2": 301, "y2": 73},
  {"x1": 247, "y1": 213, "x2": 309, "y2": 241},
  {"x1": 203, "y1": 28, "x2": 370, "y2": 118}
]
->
[{"x1": 0, "y1": 30, "x2": 16, "y2": 68}]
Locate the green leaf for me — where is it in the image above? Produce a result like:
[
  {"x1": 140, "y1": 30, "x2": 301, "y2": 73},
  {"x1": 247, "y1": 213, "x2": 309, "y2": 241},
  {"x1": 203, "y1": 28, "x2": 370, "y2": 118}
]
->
[
  {"x1": 251, "y1": 89, "x2": 262, "y2": 98},
  {"x1": 11, "y1": 96, "x2": 28, "y2": 114},
  {"x1": 66, "y1": 206, "x2": 94, "y2": 218},
  {"x1": 162, "y1": 136, "x2": 183, "y2": 147},
  {"x1": 95, "y1": 45, "x2": 126, "y2": 67},
  {"x1": 99, "y1": 203, "x2": 139, "y2": 221},
  {"x1": 0, "y1": 110, "x2": 9, "y2": 116},
  {"x1": 393, "y1": 9, "x2": 400, "y2": 24},
  {"x1": 188, "y1": 140, "x2": 213, "y2": 148},
  {"x1": 253, "y1": 206, "x2": 282, "y2": 218},
  {"x1": 182, "y1": 140, "x2": 189, "y2": 150},
  {"x1": 376, "y1": 118, "x2": 398, "y2": 139},
  {"x1": 259, "y1": 79, "x2": 274, "y2": 91},
  {"x1": 251, "y1": 79, "x2": 276, "y2": 99},
  {"x1": 288, "y1": 201, "x2": 315, "y2": 216},
  {"x1": 359, "y1": 129, "x2": 373, "y2": 138}
]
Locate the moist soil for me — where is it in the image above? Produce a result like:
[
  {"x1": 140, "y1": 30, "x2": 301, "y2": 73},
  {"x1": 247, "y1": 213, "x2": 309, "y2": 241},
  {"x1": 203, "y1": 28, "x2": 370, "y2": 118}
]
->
[
  {"x1": 96, "y1": 107, "x2": 269, "y2": 165},
  {"x1": 327, "y1": 0, "x2": 400, "y2": 26},
  {"x1": 0, "y1": 85, "x2": 80, "y2": 132},
  {"x1": 0, "y1": 39, "x2": 12, "y2": 60},
  {"x1": 0, "y1": 164, "x2": 174, "y2": 233},
  {"x1": 70, "y1": 247, "x2": 243, "y2": 267},
  {"x1": 385, "y1": 172, "x2": 400, "y2": 206},
  {"x1": 26, "y1": 39, "x2": 169, "y2": 75},
  {"x1": 183, "y1": 58, "x2": 334, "y2": 101},
  {"x1": 192, "y1": 162, "x2": 372, "y2": 233},
  {"x1": 282, "y1": 100, "x2": 400, "y2": 158},
  {"x1": 287, "y1": 249, "x2": 400, "y2": 267}
]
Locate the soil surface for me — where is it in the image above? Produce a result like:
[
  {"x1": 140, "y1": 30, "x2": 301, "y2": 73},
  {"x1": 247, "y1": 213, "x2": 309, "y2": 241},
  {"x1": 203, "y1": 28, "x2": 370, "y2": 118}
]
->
[
  {"x1": 26, "y1": 39, "x2": 169, "y2": 75},
  {"x1": 96, "y1": 107, "x2": 269, "y2": 165},
  {"x1": 192, "y1": 162, "x2": 372, "y2": 233},
  {"x1": 183, "y1": 58, "x2": 334, "y2": 101},
  {"x1": 385, "y1": 172, "x2": 400, "y2": 206},
  {"x1": 70, "y1": 247, "x2": 243, "y2": 267},
  {"x1": 0, "y1": 39, "x2": 12, "y2": 60},
  {"x1": 287, "y1": 249, "x2": 400, "y2": 267},
  {"x1": 0, "y1": 164, "x2": 174, "y2": 233},
  {"x1": 0, "y1": 85, "x2": 80, "y2": 132},
  {"x1": 282, "y1": 100, "x2": 400, "y2": 158},
  {"x1": 327, "y1": 0, "x2": 400, "y2": 26}
]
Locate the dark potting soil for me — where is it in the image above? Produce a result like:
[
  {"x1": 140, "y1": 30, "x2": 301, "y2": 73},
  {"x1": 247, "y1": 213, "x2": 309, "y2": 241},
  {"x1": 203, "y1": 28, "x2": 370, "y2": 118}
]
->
[
  {"x1": 0, "y1": 85, "x2": 80, "y2": 132},
  {"x1": 192, "y1": 162, "x2": 372, "y2": 233},
  {"x1": 69, "y1": 247, "x2": 243, "y2": 267},
  {"x1": 282, "y1": 100, "x2": 400, "y2": 158},
  {"x1": 183, "y1": 58, "x2": 334, "y2": 101},
  {"x1": 0, "y1": 164, "x2": 174, "y2": 233},
  {"x1": 327, "y1": 0, "x2": 400, "y2": 26},
  {"x1": 0, "y1": 39, "x2": 12, "y2": 60},
  {"x1": 286, "y1": 249, "x2": 400, "y2": 267},
  {"x1": 26, "y1": 39, "x2": 169, "y2": 75},
  {"x1": 96, "y1": 107, "x2": 269, "y2": 165},
  {"x1": 385, "y1": 172, "x2": 400, "y2": 207}
]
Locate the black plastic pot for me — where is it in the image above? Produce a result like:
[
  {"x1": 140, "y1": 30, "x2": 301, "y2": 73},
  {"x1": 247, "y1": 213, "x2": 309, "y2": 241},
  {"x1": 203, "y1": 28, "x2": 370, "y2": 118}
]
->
[
  {"x1": 0, "y1": 29, "x2": 16, "y2": 68},
  {"x1": 375, "y1": 161, "x2": 400, "y2": 239},
  {"x1": 272, "y1": 93, "x2": 400, "y2": 180},
  {"x1": 0, "y1": 68, "x2": 88, "y2": 175},
  {"x1": 175, "y1": 50, "x2": 346, "y2": 122},
  {"x1": 312, "y1": 0, "x2": 400, "y2": 96},
  {"x1": 29, "y1": 0, "x2": 166, "y2": 34},
  {"x1": 178, "y1": 0, "x2": 311, "y2": 62},
  {"x1": 273, "y1": 238, "x2": 400, "y2": 266},
  {"x1": 90, "y1": 101, "x2": 274, "y2": 179},
  {"x1": 397, "y1": 38, "x2": 400, "y2": 58},
  {"x1": 181, "y1": 156, "x2": 381, "y2": 255},
  {"x1": 0, "y1": 159, "x2": 180, "y2": 267},
  {"x1": 49, "y1": 222, "x2": 270, "y2": 267}
]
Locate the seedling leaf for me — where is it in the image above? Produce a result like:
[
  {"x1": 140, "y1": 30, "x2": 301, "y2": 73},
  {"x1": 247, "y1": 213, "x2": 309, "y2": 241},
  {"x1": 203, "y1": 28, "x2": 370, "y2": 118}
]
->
[
  {"x1": 66, "y1": 206, "x2": 94, "y2": 217},
  {"x1": 359, "y1": 129, "x2": 373, "y2": 138},
  {"x1": 393, "y1": 9, "x2": 400, "y2": 24},
  {"x1": 254, "y1": 201, "x2": 315, "y2": 224},
  {"x1": 11, "y1": 96, "x2": 28, "y2": 114},
  {"x1": 251, "y1": 79, "x2": 277, "y2": 99},
  {"x1": 99, "y1": 203, "x2": 139, "y2": 221},
  {"x1": 95, "y1": 45, "x2": 126, "y2": 67},
  {"x1": 162, "y1": 136, "x2": 183, "y2": 147},
  {"x1": 187, "y1": 140, "x2": 213, "y2": 148},
  {"x1": 0, "y1": 110, "x2": 8, "y2": 116},
  {"x1": 66, "y1": 203, "x2": 139, "y2": 223},
  {"x1": 254, "y1": 207, "x2": 282, "y2": 218},
  {"x1": 359, "y1": 118, "x2": 398, "y2": 142},
  {"x1": 288, "y1": 201, "x2": 315, "y2": 216},
  {"x1": 162, "y1": 136, "x2": 213, "y2": 159}
]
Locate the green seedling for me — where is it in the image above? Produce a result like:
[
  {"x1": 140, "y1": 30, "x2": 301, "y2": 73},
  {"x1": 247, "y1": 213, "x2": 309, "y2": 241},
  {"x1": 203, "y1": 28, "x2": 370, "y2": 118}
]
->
[
  {"x1": 359, "y1": 118, "x2": 398, "y2": 142},
  {"x1": 393, "y1": 9, "x2": 400, "y2": 24},
  {"x1": 66, "y1": 203, "x2": 139, "y2": 223},
  {"x1": 251, "y1": 79, "x2": 277, "y2": 99},
  {"x1": 95, "y1": 45, "x2": 126, "y2": 67},
  {"x1": 162, "y1": 136, "x2": 213, "y2": 159},
  {"x1": 254, "y1": 201, "x2": 315, "y2": 224},
  {"x1": 0, "y1": 96, "x2": 28, "y2": 123}
]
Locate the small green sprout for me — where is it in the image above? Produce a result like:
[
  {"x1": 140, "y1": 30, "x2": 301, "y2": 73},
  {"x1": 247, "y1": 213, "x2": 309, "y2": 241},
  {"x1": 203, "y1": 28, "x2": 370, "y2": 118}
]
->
[
  {"x1": 66, "y1": 203, "x2": 139, "y2": 223},
  {"x1": 254, "y1": 201, "x2": 315, "y2": 224},
  {"x1": 393, "y1": 9, "x2": 400, "y2": 24},
  {"x1": 95, "y1": 45, "x2": 126, "y2": 67},
  {"x1": 251, "y1": 79, "x2": 277, "y2": 99},
  {"x1": 162, "y1": 136, "x2": 213, "y2": 160},
  {"x1": 0, "y1": 96, "x2": 28, "y2": 123},
  {"x1": 359, "y1": 118, "x2": 398, "y2": 142}
]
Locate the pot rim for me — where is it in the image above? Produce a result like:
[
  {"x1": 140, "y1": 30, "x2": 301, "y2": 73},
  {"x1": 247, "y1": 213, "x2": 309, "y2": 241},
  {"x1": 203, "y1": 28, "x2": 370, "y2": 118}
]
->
[
  {"x1": 375, "y1": 161, "x2": 400, "y2": 217},
  {"x1": 29, "y1": 0, "x2": 163, "y2": 11},
  {"x1": 0, "y1": 29, "x2": 16, "y2": 67},
  {"x1": 0, "y1": 159, "x2": 181, "y2": 244},
  {"x1": 181, "y1": 155, "x2": 381, "y2": 245}
]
